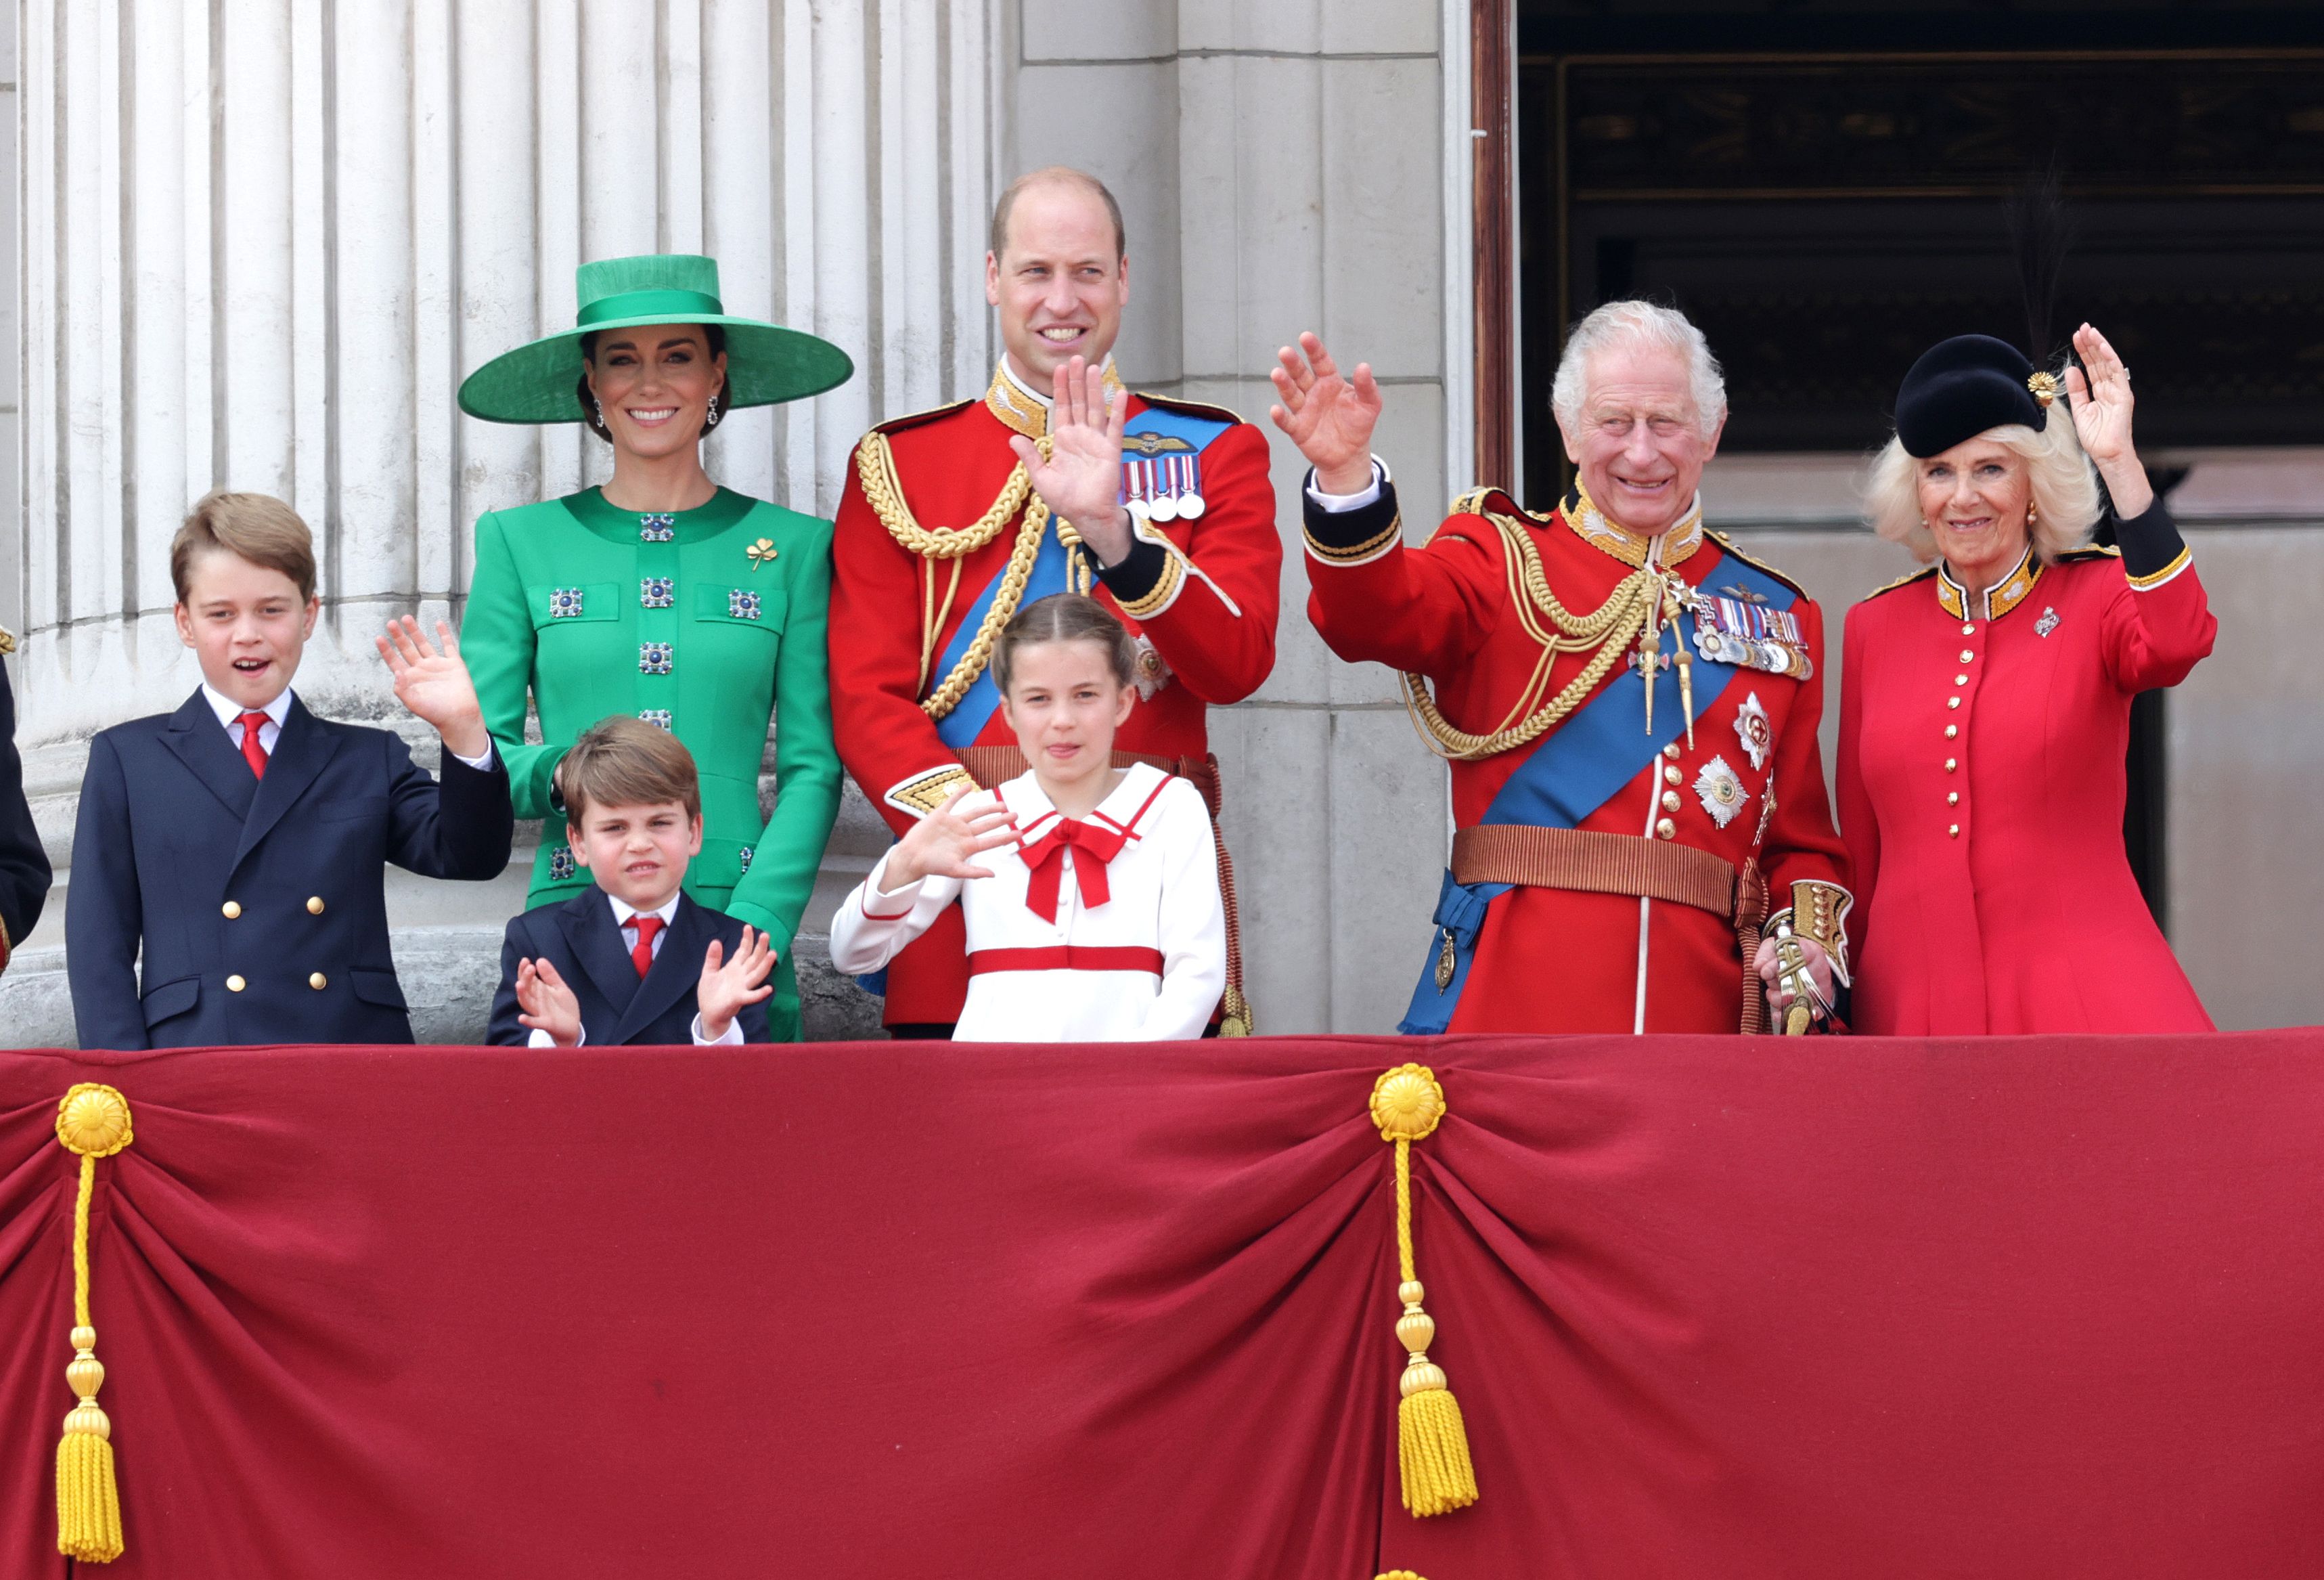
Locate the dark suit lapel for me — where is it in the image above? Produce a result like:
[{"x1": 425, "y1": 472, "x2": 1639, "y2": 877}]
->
[
  {"x1": 558, "y1": 890, "x2": 642, "y2": 1022},
  {"x1": 158, "y1": 690, "x2": 260, "y2": 823},
  {"x1": 610, "y1": 895, "x2": 711, "y2": 1045}
]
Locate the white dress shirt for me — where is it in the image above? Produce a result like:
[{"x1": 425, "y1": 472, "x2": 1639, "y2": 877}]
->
[
  {"x1": 527, "y1": 891, "x2": 742, "y2": 1047},
  {"x1": 1304, "y1": 457, "x2": 1388, "y2": 513},
  {"x1": 202, "y1": 684, "x2": 497, "y2": 770}
]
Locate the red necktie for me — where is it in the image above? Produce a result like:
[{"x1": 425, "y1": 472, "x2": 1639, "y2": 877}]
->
[
  {"x1": 237, "y1": 711, "x2": 271, "y2": 779},
  {"x1": 1018, "y1": 818, "x2": 1129, "y2": 923},
  {"x1": 629, "y1": 914, "x2": 663, "y2": 978}
]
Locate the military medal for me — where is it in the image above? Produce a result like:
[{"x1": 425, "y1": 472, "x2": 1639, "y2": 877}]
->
[
  {"x1": 1733, "y1": 690, "x2": 1772, "y2": 771},
  {"x1": 1694, "y1": 754, "x2": 1749, "y2": 829},
  {"x1": 1691, "y1": 584, "x2": 1813, "y2": 680}
]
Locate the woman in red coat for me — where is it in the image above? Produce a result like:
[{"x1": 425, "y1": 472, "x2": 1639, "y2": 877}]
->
[{"x1": 1835, "y1": 325, "x2": 2216, "y2": 1034}]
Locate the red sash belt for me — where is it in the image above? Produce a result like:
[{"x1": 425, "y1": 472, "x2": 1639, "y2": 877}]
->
[{"x1": 968, "y1": 946, "x2": 1165, "y2": 977}]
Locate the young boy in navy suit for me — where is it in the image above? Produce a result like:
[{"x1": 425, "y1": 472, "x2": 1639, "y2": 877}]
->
[
  {"x1": 488, "y1": 718, "x2": 777, "y2": 1047},
  {"x1": 68, "y1": 491, "x2": 514, "y2": 1048}
]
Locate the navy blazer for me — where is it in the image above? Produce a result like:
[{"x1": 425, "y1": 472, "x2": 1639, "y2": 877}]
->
[
  {"x1": 487, "y1": 889, "x2": 772, "y2": 1047},
  {"x1": 67, "y1": 690, "x2": 515, "y2": 1049}
]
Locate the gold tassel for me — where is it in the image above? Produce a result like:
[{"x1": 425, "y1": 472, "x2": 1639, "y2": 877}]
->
[
  {"x1": 1369, "y1": 1065, "x2": 1479, "y2": 1518},
  {"x1": 53, "y1": 1083, "x2": 134, "y2": 1564}
]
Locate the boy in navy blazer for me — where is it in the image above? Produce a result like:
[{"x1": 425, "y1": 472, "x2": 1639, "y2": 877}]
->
[
  {"x1": 68, "y1": 491, "x2": 514, "y2": 1048},
  {"x1": 488, "y1": 717, "x2": 777, "y2": 1047}
]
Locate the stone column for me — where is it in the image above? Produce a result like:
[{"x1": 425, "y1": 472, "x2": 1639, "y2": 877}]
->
[
  {"x1": 1004, "y1": 0, "x2": 1467, "y2": 1031},
  {"x1": 7, "y1": 0, "x2": 996, "y2": 1042}
]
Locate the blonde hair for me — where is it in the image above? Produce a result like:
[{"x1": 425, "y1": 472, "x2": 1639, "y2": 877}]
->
[
  {"x1": 1863, "y1": 404, "x2": 2101, "y2": 565},
  {"x1": 558, "y1": 716, "x2": 702, "y2": 823},
  {"x1": 992, "y1": 593, "x2": 1137, "y2": 695},
  {"x1": 171, "y1": 491, "x2": 317, "y2": 603}
]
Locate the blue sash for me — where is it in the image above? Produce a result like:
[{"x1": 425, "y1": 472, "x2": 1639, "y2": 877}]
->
[
  {"x1": 930, "y1": 529, "x2": 1073, "y2": 749},
  {"x1": 1398, "y1": 544, "x2": 1796, "y2": 1034}
]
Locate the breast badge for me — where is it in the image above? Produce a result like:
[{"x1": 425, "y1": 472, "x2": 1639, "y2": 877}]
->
[
  {"x1": 1693, "y1": 753, "x2": 1749, "y2": 829},
  {"x1": 1733, "y1": 690, "x2": 1772, "y2": 770}
]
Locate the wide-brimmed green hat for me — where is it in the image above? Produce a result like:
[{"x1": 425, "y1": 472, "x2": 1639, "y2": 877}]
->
[{"x1": 457, "y1": 253, "x2": 853, "y2": 424}]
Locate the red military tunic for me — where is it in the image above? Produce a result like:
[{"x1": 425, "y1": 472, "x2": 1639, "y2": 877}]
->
[
  {"x1": 830, "y1": 361, "x2": 1280, "y2": 1026},
  {"x1": 1303, "y1": 477, "x2": 1850, "y2": 1034},
  {"x1": 1837, "y1": 517, "x2": 2216, "y2": 1035}
]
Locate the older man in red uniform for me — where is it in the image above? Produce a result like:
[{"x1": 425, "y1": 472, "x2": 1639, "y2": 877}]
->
[
  {"x1": 830, "y1": 167, "x2": 1280, "y2": 1036},
  {"x1": 1271, "y1": 305, "x2": 1850, "y2": 1034}
]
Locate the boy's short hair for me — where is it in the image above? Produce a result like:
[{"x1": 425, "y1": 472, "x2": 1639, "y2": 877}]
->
[
  {"x1": 558, "y1": 717, "x2": 702, "y2": 824},
  {"x1": 171, "y1": 491, "x2": 317, "y2": 603}
]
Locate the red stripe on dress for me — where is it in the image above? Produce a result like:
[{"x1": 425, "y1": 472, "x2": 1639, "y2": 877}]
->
[{"x1": 967, "y1": 946, "x2": 1165, "y2": 976}]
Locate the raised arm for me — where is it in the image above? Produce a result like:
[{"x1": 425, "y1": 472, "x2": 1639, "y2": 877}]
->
[{"x1": 726, "y1": 513, "x2": 843, "y2": 948}]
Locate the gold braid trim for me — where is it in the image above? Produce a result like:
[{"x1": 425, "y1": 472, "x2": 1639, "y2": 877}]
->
[
  {"x1": 1401, "y1": 508, "x2": 1668, "y2": 762},
  {"x1": 856, "y1": 430, "x2": 1067, "y2": 722}
]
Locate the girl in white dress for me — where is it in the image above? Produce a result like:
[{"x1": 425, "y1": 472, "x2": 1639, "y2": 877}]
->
[{"x1": 828, "y1": 594, "x2": 1226, "y2": 1041}]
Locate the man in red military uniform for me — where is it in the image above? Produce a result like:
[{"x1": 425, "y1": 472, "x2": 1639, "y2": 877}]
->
[
  {"x1": 1271, "y1": 305, "x2": 1849, "y2": 1034},
  {"x1": 830, "y1": 167, "x2": 1280, "y2": 1035}
]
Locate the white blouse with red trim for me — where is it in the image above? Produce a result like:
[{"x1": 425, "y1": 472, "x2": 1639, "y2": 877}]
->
[{"x1": 827, "y1": 762, "x2": 1226, "y2": 1042}]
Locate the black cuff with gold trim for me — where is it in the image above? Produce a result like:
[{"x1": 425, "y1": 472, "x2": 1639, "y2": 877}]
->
[
  {"x1": 1302, "y1": 475, "x2": 1402, "y2": 563},
  {"x1": 1089, "y1": 535, "x2": 1171, "y2": 607},
  {"x1": 2116, "y1": 498, "x2": 2189, "y2": 588}
]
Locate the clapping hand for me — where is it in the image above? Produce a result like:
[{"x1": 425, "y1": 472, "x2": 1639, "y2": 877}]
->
[
  {"x1": 1011, "y1": 357, "x2": 1132, "y2": 565},
  {"x1": 377, "y1": 615, "x2": 492, "y2": 761},
  {"x1": 1268, "y1": 332, "x2": 1383, "y2": 496},
  {"x1": 514, "y1": 957, "x2": 583, "y2": 1047},
  {"x1": 886, "y1": 787, "x2": 1018, "y2": 890},
  {"x1": 698, "y1": 925, "x2": 777, "y2": 1041},
  {"x1": 2063, "y1": 322, "x2": 2153, "y2": 517}
]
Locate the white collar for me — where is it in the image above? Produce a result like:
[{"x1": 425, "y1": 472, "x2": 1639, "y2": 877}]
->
[
  {"x1": 202, "y1": 684, "x2": 294, "y2": 732},
  {"x1": 1004, "y1": 760, "x2": 1167, "y2": 838},
  {"x1": 608, "y1": 892, "x2": 682, "y2": 929}
]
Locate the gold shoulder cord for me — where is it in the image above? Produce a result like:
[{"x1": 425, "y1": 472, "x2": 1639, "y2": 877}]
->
[
  {"x1": 855, "y1": 430, "x2": 1068, "y2": 722},
  {"x1": 1401, "y1": 508, "x2": 1668, "y2": 762}
]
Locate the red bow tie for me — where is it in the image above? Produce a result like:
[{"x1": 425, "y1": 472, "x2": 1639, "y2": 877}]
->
[{"x1": 1019, "y1": 817, "x2": 1129, "y2": 923}]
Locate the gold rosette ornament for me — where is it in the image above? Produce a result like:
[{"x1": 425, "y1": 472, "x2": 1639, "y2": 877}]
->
[
  {"x1": 1369, "y1": 1064, "x2": 1479, "y2": 1518},
  {"x1": 54, "y1": 1082, "x2": 134, "y2": 1562}
]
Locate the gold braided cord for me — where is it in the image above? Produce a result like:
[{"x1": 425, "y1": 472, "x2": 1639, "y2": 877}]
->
[
  {"x1": 1401, "y1": 509, "x2": 1667, "y2": 762},
  {"x1": 856, "y1": 429, "x2": 1040, "y2": 558}
]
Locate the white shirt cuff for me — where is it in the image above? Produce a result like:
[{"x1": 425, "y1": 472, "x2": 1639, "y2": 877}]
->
[
  {"x1": 527, "y1": 1025, "x2": 585, "y2": 1048},
  {"x1": 449, "y1": 741, "x2": 497, "y2": 772},
  {"x1": 692, "y1": 1011, "x2": 744, "y2": 1046},
  {"x1": 1305, "y1": 458, "x2": 1387, "y2": 513}
]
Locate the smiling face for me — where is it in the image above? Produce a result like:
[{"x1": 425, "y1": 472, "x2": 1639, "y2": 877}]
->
[
  {"x1": 570, "y1": 799, "x2": 703, "y2": 913},
  {"x1": 1560, "y1": 343, "x2": 1722, "y2": 537},
  {"x1": 174, "y1": 548, "x2": 318, "y2": 710},
  {"x1": 1915, "y1": 437, "x2": 2032, "y2": 589},
  {"x1": 1000, "y1": 638, "x2": 1136, "y2": 799},
  {"x1": 583, "y1": 324, "x2": 728, "y2": 462},
  {"x1": 986, "y1": 180, "x2": 1128, "y2": 389}
]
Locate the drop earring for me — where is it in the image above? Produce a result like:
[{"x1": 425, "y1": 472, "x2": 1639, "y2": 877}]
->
[
  {"x1": 591, "y1": 396, "x2": 606, "y2": 428},
  {"x1": 705, "y1": 392, "x2": 722, "y2": 429}
]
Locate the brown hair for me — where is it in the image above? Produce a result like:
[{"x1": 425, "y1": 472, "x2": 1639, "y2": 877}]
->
[
  {"x1": 558, "y1": 716, "x2": 703, "y2": 824},
  {"x1": 989, "y1": 167, "x2": 1126, "y2": 263},
  {"x1": 993, "y1": 593, "x2": 1138, "y2": 695},
  {"x1": 577, "y1": 323, "x2": 730, "y2": 443},
  {"x1": 171, "y1": 491, "x2": 317, "y2": 604}
]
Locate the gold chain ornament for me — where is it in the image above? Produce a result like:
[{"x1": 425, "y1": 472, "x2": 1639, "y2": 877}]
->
[{"x1": 855, "y1": 431, "x2": 1067, "y2": 721}]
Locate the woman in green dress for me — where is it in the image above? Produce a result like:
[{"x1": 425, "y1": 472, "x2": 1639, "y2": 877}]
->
[{"x1": 457, "y1": 253, "x2": 852, "y2": 1040}]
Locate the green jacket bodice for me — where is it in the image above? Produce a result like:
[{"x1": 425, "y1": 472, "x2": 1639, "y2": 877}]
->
[{"x1": 464, "y1": 487, "x2": 840, "y2": 1039}]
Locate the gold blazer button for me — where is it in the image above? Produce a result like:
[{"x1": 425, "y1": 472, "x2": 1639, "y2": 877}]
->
[
  {"x1": 222, "y1": 900, "x2": 242, "y2": 919},
  {"x1": 307, "y1": 896, "x2": 326, "y2": 915},
  {"x1": 226, "y1": 974, "x2": 246, "y2": 992},
  {"x1": 309, "y1": 973, "x2": 328, "y2": 990}
]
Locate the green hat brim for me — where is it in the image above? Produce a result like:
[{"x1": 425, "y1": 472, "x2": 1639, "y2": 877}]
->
[{"x1": 456, "y1": 314, "x2": 854, "y2": 424}]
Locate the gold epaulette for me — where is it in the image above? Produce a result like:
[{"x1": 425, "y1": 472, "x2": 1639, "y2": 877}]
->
[
  {"x1": 1861, "y1": 563, "x2": 1940, "y2": 601},
  {"x1": 1134, "y1": 390, "x2": 1245, "y2": 426},
  {"x1": 868, "y1": 396, "x2": 975, "y2": 438},
  {"x1": 1707, "y1": 530, "x2": 1815, "y2": 602},
  {"x1": 1430, "y1": 485, "x2": 1539, "y2": 548}
]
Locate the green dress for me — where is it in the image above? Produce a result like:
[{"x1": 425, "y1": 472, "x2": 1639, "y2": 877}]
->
[{"x1": 464, "y1": 486, "x2": 840, "y2": 1040}]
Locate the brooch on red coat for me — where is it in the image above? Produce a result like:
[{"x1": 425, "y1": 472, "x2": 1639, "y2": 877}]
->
[
  {"x1": 1694, "y1": 754, "x2": 1749, "y2": 828},
  {"x1": 2035, "y1": 606, "x2": 2059, "y2": 638},
  {"x1": 1733, "y1": 690, "x2": 1772, "y2": 770}
]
